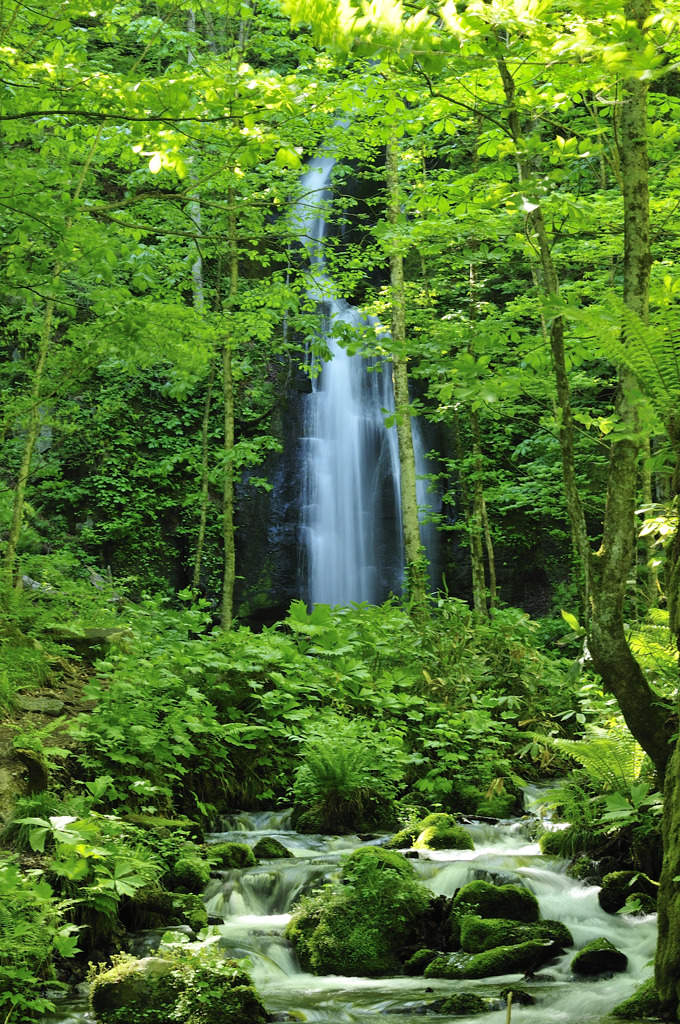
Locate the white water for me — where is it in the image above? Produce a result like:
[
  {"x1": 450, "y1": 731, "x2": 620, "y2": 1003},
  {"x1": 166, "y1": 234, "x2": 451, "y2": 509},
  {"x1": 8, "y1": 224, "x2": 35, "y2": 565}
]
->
[
  {"x1": 296, "y1": 156, "x2": 436, "y2": 607},
  {"x1": 195, "y1": 811, "x2": 655, "y2": 1024}
]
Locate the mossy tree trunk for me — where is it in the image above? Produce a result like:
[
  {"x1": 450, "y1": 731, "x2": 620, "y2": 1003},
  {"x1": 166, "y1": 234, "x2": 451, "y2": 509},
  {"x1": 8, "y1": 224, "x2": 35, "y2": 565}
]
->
[
  {"x1": 496, "y1": 22, "x2": 674, "y2": 780},
  {"x1": 386, "y1": 140, "x2": 427, "y2": 615}
]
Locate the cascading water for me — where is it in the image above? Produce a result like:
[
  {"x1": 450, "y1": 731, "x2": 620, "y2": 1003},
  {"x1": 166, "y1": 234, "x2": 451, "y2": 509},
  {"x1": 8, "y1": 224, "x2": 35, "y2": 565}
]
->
[
  {"x1": 198, "y1": 811, "x2": 655, "y2": 1024},
  {"x1": 296, "y1": 156, "x2": 435, "y2": 607},
  {"x1": 45, "y1": 806, "x2": 657, "y2": 1024}
]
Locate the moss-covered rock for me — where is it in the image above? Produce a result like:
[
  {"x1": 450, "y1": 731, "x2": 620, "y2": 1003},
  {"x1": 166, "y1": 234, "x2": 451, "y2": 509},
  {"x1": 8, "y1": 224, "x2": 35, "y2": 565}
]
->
[
  {"x1": 448, "y1": 880, "x2": 539, "y2": 944},
  {"x1": 124, "y1": 814, "x2": 204, "y2": 843},
  {"x1": 207, "y1": 842, "x2": 256, "y2": 869},
  {"x1": 474, "y1": 791, "x2": 518, "y2": 818},
  {"x1": 414, "y1": 823, "x2": 475, "y2": 851},
  {"x1": 610, "y1": 977, "x2": 668, "y2": 1020},
  {"x1": 164, "y1": 855, "x2": 211, "y2": 894},
  {"x1": 284, "y1": 847, "x2": 429, "y2": 976},
  {"x1": 433, "y1": 992, "x2": 489, "y2": 1015},
  {"x1": 571, "y1": 938, "x2": 628, "y2": 976},
  {"x1": 90, "y1": 949, "x2": 269, "y2": 1024},
  {"x1": 343, "y1": 846, "x2": 413, "y2": 877},
  {"x1": 384, "y1": 826, "x2": 420, "y2": 850},
  {"x1": 500, "y1": 987, "x2": 535, "y2": 1006},
  {"x1": 403, "y1": 948, "x2": 439, "y2": 975},
  {"x1": 460, "y1": 916, "x2": 573, "y2": 954},
  {"x1": 598, "y1": 870, "x2": 658, "y2": 914},
  {"x1": 425, "y1": 939, "x2": 561, "y2": 979},
  {"x1": 120, "y1": 884, "x2": 207, "y2": 933},
  {"x1": 90, "y1": 955, "x2": 177, "y2": 1021},
  {"x1": 252, "y1": 837, "x2": 293, "y2": 859}
]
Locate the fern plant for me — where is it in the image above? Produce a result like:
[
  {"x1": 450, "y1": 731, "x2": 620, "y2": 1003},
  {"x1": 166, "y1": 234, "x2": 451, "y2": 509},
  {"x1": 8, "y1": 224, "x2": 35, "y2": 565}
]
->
[{"x1": 552, "y1": 723, "x2": 646, "y2": 793}]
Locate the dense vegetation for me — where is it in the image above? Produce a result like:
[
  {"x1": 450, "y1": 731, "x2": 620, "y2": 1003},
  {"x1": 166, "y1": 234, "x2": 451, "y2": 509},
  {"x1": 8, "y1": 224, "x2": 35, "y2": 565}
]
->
[{"x1": 2, "y1": 0, "x2": 680, "y2": 1020}]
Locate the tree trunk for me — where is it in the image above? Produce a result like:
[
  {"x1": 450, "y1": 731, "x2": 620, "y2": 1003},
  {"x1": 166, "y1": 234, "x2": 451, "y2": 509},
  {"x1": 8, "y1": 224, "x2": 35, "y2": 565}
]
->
[
  {"x1": 192, "y1": 361, "x2": 215, "y2": 590},
  {"x1": 220, "y1": 189, "x2": 238, "y2": 630},
  {"x1": 496, "y1": 39, "x2": 673, "y2": 779},
  {"x1": 1, "y1": 132, "x2": 100, "y2": 595},
  {"x1": 385, "y1": 140, "x2": 427, "y2": 614}
]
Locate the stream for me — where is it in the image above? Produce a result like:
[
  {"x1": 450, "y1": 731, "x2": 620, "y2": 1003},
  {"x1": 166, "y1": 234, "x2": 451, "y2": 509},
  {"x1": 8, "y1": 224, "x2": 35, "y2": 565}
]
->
[{"x1": 47, "y1": 802, "x2": 656, "y2": 1023}]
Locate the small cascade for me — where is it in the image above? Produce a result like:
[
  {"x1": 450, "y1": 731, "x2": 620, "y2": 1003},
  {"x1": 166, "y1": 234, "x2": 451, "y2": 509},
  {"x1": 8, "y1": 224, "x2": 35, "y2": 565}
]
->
[
  {"x1": 47, "y1": 806, "x2": 657, "y2": 1024},
  {"x1": 202, "y1": 811, "x2": 655, "y2": 1024},
  {"x1": 296, "y1": 156, "x2": 436, "y2": 607}
]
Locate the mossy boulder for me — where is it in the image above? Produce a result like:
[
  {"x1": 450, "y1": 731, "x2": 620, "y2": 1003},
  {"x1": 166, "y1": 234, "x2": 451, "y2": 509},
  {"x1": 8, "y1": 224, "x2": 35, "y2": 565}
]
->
[
  {"x1": 571, "y1": 938, "x2": 628, "y2": 976},
  {"x1": 207, "y1": 842, "x2": 256, "y2": 869},
  {"x1": 414, "y1": 823, "x2": 475, "y2": 852},
  {"x1": 90, "y1": 950, "x2": 269, "y2": 1024},
  {"x1": 500, "y1": 987, "x2": 535, "y2": 1006},
  {"x1": 252, "y1": 837, "x2": 293, "y2": 859},
  {"x1": 120, "y1": 884, "x2": 207, "y2": 934},
  {"x1": 449, "y1": 880, "x2": 539, "y2": 945},
  {"x1": 284, "y1": 847, "x2": 429, "y2": 976},
  {"x1": 164, "y1": 855, "x2": 211, "y2": 894},
  {"x1": 384, "y1": 826, "x2": 420, "y2": 850},
  {"x1": 598, "y1": 870, "x2": 658, "y2": 914},
  {"x1": 90, "y1": 956, "x2": 177, "y2": 1021},
  {"x1": 403, "y1": 948, "x2": 439, "y2": 975},
  {"x1": 611, "y1": 977, "x2": 667, "y2": 1020},
  {"x1": 343, "y1": 846, "x2": 414, "y2": 877},
  {"x1": 425, "y1": 939, "x2": 561, "y2": 980},
  {"x1": 460, "y1": 916, "x2": 573, "y2": 954},
  {"x1": 432, "y1": 992, "x2": 489, "y2": 1015}
]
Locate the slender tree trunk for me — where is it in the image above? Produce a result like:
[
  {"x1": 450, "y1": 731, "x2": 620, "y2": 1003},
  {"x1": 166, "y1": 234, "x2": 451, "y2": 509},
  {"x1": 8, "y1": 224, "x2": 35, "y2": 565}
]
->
[
  {"x1": 192, "y1": 362, "x2": 215, "y2": 590},
  {"x1": 220, "y1": 189, "x2": 238, "y2": 629},
  {"x1": 452, "y1": 412, "x2": 487, "y2": 615},
  {"x1": 385, "y1": 140, "x2": 427, "y2": 614},
  {"x1": 496, "y1": 40, "x2": 673, "y2": 779},
  {"x1": 1, "y1": 131, "x2": 100, "y2": 595}
]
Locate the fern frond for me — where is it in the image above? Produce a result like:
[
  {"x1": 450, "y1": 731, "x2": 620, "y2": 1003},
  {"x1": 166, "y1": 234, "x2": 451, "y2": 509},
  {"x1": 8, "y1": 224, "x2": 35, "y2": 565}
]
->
[
  {"x1": 562, "y1": 293, "x2": 680, "y2": 418},
  {"x1": 553, "y1": 725, "x2": 645, "y2": 792}
]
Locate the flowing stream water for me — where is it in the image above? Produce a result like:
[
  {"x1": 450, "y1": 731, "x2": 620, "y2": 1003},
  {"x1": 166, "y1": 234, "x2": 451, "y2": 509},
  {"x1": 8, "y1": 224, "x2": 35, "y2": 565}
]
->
[
  {"x1": 296, "y1": 156, "x2": 437, "y2": 607},
  {"x1": 46, "y1": 806, "x2": 656, "y2": 1024},
  {"x1": 192, "y1": 811, "x2": 655, "y2": 1023}
]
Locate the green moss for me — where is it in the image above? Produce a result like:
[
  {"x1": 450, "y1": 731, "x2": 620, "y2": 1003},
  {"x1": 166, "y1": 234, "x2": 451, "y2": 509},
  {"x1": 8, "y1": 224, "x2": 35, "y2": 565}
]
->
[
  {"x1": 420, "y1": 813, "x2": 458, "y2": 830},
  {"x1": 207, "y1": 842, "x2": 256, "y2": 869},
  {"x1": 460, "y1": 916, "x2": 573, "y2": 954},
  {"x1": 252, "y1": 837, "x2": 293, "y2": 859},
  {"x1": 425, "y1": 939, "x2": 561, "y2": 980},
  {"x1": 164, "y1": 856, "x2": 211, "y2": 894},
  {"x1": 403, "y1": 948, "x2": 438, "y2": 975},
  {"x1": 449, "y1": 880, "x2": 539, "y2": 944},
  {"x1": 599, "y1": 871, "x2": 658, "y2": 914},
  {"x1": 611, "y1": 978, "x2": 668, "y2": 1020},
  {"x1": 571, "y1": 938, "x2": 628, "y2": 976},
  {"x1": 500, "y1": 987, "x2": 535, "y2": 1006},
  {"x1": 89, "y1": 949, "x2": 269, "y2": 1024},
  {"x1": 124, "y1": 815, "x2": 204, "y2": 843},
  {"x1": 284, "y1": 847, "x2": 429, "y2": 977},
  {"x1": 436, "y1": 992, "x2": 489, "y2": 1015},
  {"x1": 567, "y1": 857, "x2": 597, "y2": 882},
  {"x1": 384, "y1": 826, "x2": 420, "y2": 850},
  {"x1": 342, "y1": 846, "x2": 414, "y2": 878},
  {"x1": 414, "y1": 823, "x2": 475, "y2": 851}
]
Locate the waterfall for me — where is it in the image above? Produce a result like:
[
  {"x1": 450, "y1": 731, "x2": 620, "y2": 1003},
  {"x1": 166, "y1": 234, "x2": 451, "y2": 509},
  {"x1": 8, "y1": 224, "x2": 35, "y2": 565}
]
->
[{"x1": 296, "y1": 155, "x2": 436, "y2": 607}]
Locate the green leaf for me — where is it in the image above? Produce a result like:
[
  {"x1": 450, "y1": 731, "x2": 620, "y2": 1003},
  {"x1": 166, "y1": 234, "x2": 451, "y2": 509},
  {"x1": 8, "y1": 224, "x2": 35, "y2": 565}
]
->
[{"x1": 560, "y1": 609, "x2": 581, "y2": 631}]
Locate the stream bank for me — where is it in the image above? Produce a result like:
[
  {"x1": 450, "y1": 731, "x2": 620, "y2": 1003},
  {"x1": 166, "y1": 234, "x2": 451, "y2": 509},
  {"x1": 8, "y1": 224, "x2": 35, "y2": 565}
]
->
[{"x1": 47, "y1": 805, "x2": 658, "y2": 1024}]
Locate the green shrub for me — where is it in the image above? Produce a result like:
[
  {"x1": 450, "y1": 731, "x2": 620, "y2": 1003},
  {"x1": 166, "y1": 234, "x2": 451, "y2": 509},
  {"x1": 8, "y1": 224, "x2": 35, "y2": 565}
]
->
[
  {"x1": 291, "y1": 713, "x2": 404, "y2": 834},
  {"x1": 0, "y1": 857, "x2": 79, "y2": 1022}
]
